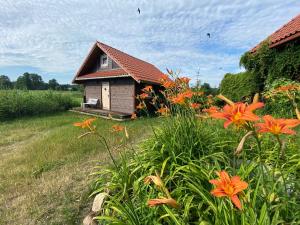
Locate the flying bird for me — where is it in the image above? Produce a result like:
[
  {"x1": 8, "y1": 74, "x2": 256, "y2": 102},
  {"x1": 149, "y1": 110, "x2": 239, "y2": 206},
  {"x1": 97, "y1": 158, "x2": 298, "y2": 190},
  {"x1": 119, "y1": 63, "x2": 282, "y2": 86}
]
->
[
  {"x1": 207, "y1": 33, "x2": 211, "y2": 38},
  {"x1": 137, "y1": 8, "x2": 141, "y2": 14}
]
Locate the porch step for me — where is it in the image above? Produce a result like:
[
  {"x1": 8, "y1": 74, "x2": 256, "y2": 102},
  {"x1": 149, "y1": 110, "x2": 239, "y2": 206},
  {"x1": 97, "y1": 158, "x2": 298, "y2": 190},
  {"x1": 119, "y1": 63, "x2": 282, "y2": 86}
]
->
[{"x1": 70, "y1": 107, "x2": 131, "y2": 121}]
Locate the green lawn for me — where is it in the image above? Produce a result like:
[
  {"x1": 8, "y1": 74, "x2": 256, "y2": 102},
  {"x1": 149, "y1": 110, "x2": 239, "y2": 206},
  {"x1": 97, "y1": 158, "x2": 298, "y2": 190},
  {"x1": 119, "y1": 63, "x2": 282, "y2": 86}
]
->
[{"x1": 0, "y1": 112, "x2": 160, "y2": 225}]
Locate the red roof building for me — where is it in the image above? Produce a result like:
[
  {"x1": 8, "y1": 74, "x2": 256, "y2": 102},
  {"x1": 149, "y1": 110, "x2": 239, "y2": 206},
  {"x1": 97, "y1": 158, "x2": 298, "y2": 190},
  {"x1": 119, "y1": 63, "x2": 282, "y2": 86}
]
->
[
  {"x1": 251, "y1": 13, "x2": 300, "y2": 52},
  {"x1": 72, "y1": 41, "x2": 165, "y2": 115}
]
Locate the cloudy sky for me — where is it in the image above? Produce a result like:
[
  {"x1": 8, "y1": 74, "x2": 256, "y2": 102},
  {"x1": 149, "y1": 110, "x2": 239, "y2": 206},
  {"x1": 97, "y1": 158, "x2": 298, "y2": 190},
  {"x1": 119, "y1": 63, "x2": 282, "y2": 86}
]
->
[{"x1": 0, "y1": 0, "x2": 299, "y2": 86}]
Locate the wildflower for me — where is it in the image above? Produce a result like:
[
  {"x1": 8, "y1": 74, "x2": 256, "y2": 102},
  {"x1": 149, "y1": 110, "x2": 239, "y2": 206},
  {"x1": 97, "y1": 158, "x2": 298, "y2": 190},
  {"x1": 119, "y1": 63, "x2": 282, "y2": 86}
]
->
[
  {"x1": 176, "y1": 77, "x2": 190, "y2": 84},
  {"x1": 147, "y1": 198, "x2": 179, "y2": 208},
  {"x1": 203, "y1": 106, "x2": 219, "y2": 114},
  {"x1": 136, "y1": 103, "x2": 145, "y2": 110},
  {"x1": 255, "y1": 115, "x2": 300, "y2": 135},
  {"x1": 139, "y1": 93, "x2": 149, "y2": 99},
  {"x1": 275, "y1": 84, "x2": 300, "y2": 92},
  {"x1": 162, "y1": 80, "x2": 176, "y2": 89},
  {"x1": 112, "y1": 125, "x2": 124, "y2": 132},
  {"x1": 181, "y1": 90, "x2": 194, "y2": 98},
  {"x1": 142, "y1": 85, "x2": 153, "y2": 92},
  {"x1": 210, "y1": 171, "x2": 248, "y2": 210},
  {"x1": 131, "y1": 113, "x2": 137, "y2": 120},
  {"x1": 190, "y1": 103, "x2": 201, "y2": 109},
  {"x1": 157, "y1": 106, "x2": 170, "y2": 116},
  {"x1": 73, "y1": 118, "x2": 96, "y2": 129},
  {"x1": 171, "y1": 94, "x2": 185, "y2": 105},
  {"x1": 194, "y1": 91, "x2": 204, "y2": 96},
  {"x1": 209, "y1": 102, "x2": 264, "y2": 128},
  {"x1": 144, "y1": 175, "x2": 164, "y2": 188}
]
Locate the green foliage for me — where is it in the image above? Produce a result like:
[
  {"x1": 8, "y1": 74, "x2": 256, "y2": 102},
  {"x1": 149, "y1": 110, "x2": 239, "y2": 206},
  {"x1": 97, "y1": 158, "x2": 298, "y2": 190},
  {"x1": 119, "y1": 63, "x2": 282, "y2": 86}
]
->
[
  {"x1": 15, "y1": 72, "x2": 46, "y2": 90},
  {"x1": 0, "y1": 75, "x2": 12, "y2": 89},
  {"x1": 263, "y1": 78, "x2": 300, "y2": 117},
  {"x1": 91, "y1": 109, "x2": 300, "y2": 224},
  {"x1": 219, "y1": 71, "x2": 260, "y2": 101},
  {"x1": 240, "y1": 40, "x2": 300, "y2": 88},
  {"x1": 0, "y1": 90, "x2": 80, "y2": 120}
]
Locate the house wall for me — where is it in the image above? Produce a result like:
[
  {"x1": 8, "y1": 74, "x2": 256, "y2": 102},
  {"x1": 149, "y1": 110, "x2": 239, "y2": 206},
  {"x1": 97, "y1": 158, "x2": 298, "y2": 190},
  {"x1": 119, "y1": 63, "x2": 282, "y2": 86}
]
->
[
  {"x1": 110, "y1": 78, "x2": 135, "y2": 114},
  {"x1": 90, "y1": 53, "x2": 121, "y2": 72},
  {"x1": 84, "y1": 80, "x2": 102, "y2": 107},
  {"x1": 83, "y1": 78, "x2": 135, "y2": 114}
]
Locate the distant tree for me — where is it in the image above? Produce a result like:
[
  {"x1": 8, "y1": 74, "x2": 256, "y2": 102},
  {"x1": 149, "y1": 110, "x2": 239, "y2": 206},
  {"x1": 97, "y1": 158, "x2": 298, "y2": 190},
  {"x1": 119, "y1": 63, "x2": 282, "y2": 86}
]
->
[
  {"x1": 48, "y1": 79, "x2": 59, "y2": 90},
  {"x1": 0, "y1": 75, "x2": 12, "y2": 89},
  {"x1": 201, "y1": 82, "x2": 218, "y2": 95},
  {"x1": 15, "y1": 73, "x2": 45, "y2": 90}
]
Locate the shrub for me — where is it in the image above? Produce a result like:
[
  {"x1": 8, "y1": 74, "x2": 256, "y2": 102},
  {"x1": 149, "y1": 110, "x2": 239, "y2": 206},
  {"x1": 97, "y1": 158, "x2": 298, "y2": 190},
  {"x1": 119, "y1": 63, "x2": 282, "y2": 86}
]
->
[
  {"x1": 219, "y1": 71, "x2": 260, "y2": 102},
  {"x1": 240, "y1": 40, "x2": 300, "y2": 87},
  {"x1": 263, "y1": 78, "x2": 300, "y2": 118},
  {"x1": 0, "y1": 90, "x2": 79, "y2": 120}
]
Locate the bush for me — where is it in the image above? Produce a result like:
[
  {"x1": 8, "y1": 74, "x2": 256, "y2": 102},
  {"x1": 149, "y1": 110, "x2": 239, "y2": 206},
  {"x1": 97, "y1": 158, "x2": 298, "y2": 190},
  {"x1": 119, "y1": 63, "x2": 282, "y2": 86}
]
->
[
  {"x1": 0, "y1": 90, "x2": 79, "y2": 120},
  {"x1": 219, "y1": 71, "x2": 260, "y2": 102},
  {"x1": 240, "y1": 40, "x2": 300, "y2": 86},
  {"x1": 262, "y1": 78, "x2": 300, "y2": 118}
]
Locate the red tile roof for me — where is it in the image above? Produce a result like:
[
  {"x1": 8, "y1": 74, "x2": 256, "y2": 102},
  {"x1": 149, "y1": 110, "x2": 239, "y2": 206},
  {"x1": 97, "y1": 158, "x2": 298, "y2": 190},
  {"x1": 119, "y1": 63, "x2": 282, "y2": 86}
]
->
[
  {"x1": 251, "y1": 14, "x2": 300, "y2": 52},
  {"x1": 76, "y1": 69, "x2": 128, "y2": 80},
  {"x1": 73, "y1": 41, "x2": 165, "y2": 84}
]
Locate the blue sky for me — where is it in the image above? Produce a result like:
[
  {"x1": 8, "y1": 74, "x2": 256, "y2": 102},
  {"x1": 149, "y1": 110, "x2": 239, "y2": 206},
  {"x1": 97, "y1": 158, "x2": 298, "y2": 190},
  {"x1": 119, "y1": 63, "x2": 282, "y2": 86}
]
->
[{"x1": 0, "y1": 0, "x2": 299, "y2": 86}]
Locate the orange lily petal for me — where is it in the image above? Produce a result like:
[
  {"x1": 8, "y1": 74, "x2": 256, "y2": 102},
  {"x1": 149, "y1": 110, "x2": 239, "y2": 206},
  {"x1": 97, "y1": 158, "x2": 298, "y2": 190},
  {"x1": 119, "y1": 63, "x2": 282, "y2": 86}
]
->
[{"x1": 230, "y1": 195, "x2": 242, "y2": 210}]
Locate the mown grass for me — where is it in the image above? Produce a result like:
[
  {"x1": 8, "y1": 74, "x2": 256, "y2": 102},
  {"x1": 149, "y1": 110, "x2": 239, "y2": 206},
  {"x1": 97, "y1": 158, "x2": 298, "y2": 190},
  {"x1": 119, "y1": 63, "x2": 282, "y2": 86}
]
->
[{"x1": 0, "y1": 112, "x2": 161, "y2": 225}]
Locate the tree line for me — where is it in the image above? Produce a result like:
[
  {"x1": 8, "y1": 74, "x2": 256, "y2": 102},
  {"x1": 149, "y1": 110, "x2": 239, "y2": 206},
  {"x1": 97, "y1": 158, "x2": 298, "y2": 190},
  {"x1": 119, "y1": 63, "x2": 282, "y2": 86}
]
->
[{"x1": 0, "y1": 73, "x2": 81, "y2": 91}]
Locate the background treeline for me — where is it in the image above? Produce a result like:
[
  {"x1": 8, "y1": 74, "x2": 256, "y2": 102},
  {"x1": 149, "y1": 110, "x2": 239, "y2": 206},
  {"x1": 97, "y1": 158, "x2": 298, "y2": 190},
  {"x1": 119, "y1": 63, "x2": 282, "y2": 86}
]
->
[{"x1": 0, "y1": 72, "x2": 81, "y2": 91}]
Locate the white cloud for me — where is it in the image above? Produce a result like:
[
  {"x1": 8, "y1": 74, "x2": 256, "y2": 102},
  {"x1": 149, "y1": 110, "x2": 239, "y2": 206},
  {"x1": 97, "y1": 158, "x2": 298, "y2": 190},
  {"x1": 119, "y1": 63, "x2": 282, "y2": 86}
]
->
[{"x1": 0, "y1": 0, "x2": 299, "y2": 85}]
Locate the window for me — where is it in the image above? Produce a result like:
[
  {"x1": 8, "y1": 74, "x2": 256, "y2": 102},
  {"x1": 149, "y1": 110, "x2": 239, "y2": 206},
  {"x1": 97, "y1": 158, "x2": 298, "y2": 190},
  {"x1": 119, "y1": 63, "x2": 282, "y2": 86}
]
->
[{"x1": 100, "y1": 55, "x2": 108, "y2": 68}]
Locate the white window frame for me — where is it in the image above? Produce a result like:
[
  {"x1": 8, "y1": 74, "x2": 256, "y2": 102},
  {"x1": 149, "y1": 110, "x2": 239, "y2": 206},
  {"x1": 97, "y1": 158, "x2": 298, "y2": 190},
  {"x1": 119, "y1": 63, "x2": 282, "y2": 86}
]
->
[{"x1": 100, "y1": 54, "x2": 108, "y2": 68}]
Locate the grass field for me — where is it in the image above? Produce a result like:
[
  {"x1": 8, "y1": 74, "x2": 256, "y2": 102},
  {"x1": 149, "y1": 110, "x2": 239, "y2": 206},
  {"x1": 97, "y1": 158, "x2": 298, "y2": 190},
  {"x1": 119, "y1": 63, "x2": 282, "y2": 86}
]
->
[{"x1": 0, "y1": 112, "x2": 160, "y2": 225}]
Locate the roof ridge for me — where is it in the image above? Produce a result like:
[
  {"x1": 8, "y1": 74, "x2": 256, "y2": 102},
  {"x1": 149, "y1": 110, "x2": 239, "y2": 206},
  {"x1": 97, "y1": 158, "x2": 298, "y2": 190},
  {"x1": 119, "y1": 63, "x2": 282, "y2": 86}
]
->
[
  {"x1": 96, "y1": 41, "x2": 157, "y2": 67},
  {"x1": 273, "y1": 13, "x2": 300, "y2": 33}
]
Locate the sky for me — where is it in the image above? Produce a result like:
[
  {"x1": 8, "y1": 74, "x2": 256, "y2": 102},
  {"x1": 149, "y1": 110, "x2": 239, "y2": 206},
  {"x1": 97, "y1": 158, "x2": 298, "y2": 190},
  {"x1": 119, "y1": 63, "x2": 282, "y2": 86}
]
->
[{"x1": 0, "y1": 0, "x2": 299, "y2": 86}]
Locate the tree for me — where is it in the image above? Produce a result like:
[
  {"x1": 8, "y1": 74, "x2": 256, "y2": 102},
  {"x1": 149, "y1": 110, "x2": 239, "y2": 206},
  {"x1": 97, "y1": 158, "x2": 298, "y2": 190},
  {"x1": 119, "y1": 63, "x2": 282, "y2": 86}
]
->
[
  {"x1": 15, "y1": 73, "x2": 45, "y2": 90},
  {"x1": 48, "y1": 79, "x2": 59, "y2": 90},
  {"x1": 0, "y1": 75, "x2": 12, "y2": 89}
]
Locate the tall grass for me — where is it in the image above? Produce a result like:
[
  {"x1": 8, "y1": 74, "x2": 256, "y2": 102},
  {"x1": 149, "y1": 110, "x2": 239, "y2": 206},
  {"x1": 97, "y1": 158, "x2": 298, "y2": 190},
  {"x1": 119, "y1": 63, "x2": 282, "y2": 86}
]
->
[{"x1": 0, "y1": 90, "x2": 80, "y2": 120}]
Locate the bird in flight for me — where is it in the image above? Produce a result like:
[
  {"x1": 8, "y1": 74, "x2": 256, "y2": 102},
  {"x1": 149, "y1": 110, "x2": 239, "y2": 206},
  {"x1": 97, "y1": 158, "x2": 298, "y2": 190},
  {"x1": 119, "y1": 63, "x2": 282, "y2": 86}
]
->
[
  {"x1": 137, "y1": 8, "x2": 141, "y2": 14},
  {"x1": 207, "y1": 33, "x2": 211, "y2": 38}
]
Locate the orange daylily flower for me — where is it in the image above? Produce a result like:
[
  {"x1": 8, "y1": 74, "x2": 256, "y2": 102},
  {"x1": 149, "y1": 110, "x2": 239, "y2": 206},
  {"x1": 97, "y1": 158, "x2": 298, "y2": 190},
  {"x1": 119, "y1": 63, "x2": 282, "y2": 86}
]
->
[
  {"x1": 209, "y1": 102, "x2": 264, "y2": 128},
  {"x1": 275, "y1": 84, "x2": 300, "y2": 92},
  {"x1": 131, "y1": 113, "x2": 137, "y2": 120},
  {"x1": 255, "y1": 115, "x2": 300, "y2": 135},
  {"x1": 171, "y1": 90, "x2": 194, "y2": 105},
  {"x1": 162, "y1": 80, "x2": 176, "y2": 89},
  {"x1": 73, "y1": 118, "x2": 96, "y2": 129},
  {"x1": 112, "y1": 125, "x2": 124, "y2": 132},
  {"x1": 210, "y1": 171, "x2": 248, "y2": 210},
  {"x1": 139, "y1": 93, "x2": 149, "y2": 99},
  {"x1": 142, "y1": 85, "x2": 153, "y2": 92},
  {"x1": 136, "y1": 103, "x2": 145, "y2": 110},
  {"x1": 157, "y1": 106, "x2": 170, "y2": 116},
  {"x1": 203, "y1": 106, "x2": 219, "y2": 114},
  {"x1": 190, "y1": 103, "x2": 201, "y2": 109},
  {"x1": 170, "y1": 95, "x2": 185, "y2": 105},
  {"x1": 147, "y1": 198, "x2": 179, "y2": 208},
  {"x1": 176, "y1": 77, "x2": 190, "y2": 84}
]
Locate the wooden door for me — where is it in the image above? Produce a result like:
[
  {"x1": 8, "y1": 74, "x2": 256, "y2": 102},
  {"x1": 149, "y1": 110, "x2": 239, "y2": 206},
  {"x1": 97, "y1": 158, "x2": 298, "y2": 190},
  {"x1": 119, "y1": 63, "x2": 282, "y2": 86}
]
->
[{"x1": 102, "y1": 82, "x2": 110, "y2": 110}]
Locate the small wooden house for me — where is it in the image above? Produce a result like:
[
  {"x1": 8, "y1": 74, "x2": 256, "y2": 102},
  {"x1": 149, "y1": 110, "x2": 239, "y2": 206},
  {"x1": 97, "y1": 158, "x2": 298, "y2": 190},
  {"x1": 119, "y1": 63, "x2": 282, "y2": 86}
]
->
[{"x1": 72, "y1": 41, "x2": 165, "y2": 115}]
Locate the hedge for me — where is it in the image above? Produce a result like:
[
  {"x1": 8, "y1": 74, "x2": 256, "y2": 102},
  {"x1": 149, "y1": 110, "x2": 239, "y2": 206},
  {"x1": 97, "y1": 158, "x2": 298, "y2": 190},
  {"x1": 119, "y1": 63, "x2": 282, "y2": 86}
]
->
[{"x1": 219, "y1": 71, "x2": 260, "y2": 102}]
